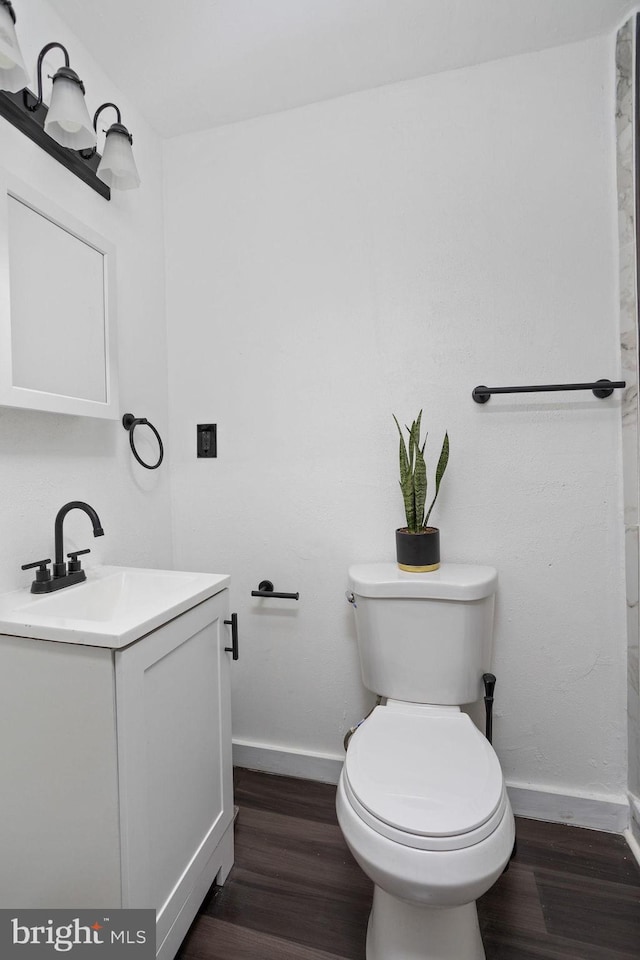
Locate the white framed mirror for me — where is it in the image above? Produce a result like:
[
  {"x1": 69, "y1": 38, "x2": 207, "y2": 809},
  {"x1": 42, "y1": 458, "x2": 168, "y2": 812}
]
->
[{"x1": 0, "y1": 171, "x2": 119, "y2": 418}]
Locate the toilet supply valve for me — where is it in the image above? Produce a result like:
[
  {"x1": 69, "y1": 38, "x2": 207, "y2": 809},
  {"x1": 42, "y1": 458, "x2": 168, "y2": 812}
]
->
[{"x1": 482, "y1": 673, "x2": 496, "y2": 745}]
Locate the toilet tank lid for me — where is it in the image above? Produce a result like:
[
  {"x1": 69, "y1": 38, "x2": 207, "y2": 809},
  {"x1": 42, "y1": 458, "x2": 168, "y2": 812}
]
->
[{"x1": 348, "y1": 563, "x2": 498, "y2": 600}]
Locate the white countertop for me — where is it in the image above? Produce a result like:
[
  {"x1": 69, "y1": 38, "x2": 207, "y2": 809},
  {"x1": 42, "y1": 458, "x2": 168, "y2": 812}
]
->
[{"x1": 0, "y1": 565, "x2": 230, "y2": 648}]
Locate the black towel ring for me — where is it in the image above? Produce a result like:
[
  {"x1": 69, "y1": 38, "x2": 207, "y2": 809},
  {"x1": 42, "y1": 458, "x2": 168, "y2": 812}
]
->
[{"x1": 122, "y1": 413, "x2": 164, "y2": 470}]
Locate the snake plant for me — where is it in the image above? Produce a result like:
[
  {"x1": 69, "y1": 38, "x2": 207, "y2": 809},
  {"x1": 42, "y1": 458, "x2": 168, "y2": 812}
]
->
[{"x1": 393, "y1": 411, "x2": 449, "y2": 533}]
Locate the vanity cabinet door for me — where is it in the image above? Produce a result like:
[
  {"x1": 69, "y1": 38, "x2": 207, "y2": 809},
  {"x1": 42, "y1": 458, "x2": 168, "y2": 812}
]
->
[
  {"x1": 0, "y1": 636, "x2": 121, "y2": 908},
  {"x1": 114, "y1": 590, "x2": 233, "y2": 945}
]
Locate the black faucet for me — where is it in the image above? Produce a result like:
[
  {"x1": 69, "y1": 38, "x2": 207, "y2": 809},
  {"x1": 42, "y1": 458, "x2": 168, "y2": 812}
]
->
[
  {"x1": 53, "y1": 501, "x2": 104, "y2": 578},
  {"x1": 22, "y1": 501, "x2": 104, "y2": 594}
]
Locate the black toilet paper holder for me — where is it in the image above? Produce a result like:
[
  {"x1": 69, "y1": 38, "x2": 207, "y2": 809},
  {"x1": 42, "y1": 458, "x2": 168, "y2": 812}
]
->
[{"x1": 251, "y1": 580, "x2": 299, "y2": 600}]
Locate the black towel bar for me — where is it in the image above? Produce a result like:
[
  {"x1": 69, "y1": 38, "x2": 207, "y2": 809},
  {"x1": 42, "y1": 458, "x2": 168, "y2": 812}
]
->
[{"x1": 472, "y1": 378, "x2": 626, "y2": 404}]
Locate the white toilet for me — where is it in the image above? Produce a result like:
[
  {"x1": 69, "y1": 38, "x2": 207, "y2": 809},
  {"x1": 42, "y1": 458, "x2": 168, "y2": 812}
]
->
[{"x1": 337, "y1": 563, "x2": 515, "y2": 960}]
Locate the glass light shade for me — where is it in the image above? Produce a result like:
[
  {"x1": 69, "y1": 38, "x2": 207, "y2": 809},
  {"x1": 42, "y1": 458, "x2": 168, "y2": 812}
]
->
[
  {"x1": 44, "y1": 74, "x2": 96, "y2": 150},
  {"x1": 97, "y1": 127, "x2": 141, "y2": 190},
  {"x1": 0, "y1": 3, "x2": 29, "y2": 93}
]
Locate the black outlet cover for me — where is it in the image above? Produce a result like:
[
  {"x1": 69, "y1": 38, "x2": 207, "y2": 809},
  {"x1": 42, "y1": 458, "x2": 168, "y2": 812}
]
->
[{"x1": 197, "y1": 423, "x2": 217, "y2": 458}]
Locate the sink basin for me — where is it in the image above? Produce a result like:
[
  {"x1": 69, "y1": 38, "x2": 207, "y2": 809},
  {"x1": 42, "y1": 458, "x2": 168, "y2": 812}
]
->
[{"x1": 0, "y1": 565, "x2": 230, "y2": 648}]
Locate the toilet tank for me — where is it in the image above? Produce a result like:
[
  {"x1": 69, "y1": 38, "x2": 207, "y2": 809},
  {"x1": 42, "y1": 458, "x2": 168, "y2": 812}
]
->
[{"x1": 348, "y1": 563, "x2": 498, "y2": 705}]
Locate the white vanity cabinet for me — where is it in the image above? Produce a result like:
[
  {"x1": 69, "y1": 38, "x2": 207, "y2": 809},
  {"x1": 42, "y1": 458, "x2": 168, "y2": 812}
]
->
[{"x1": 0, "y1": 585, "x2": 234, "y2": 960}]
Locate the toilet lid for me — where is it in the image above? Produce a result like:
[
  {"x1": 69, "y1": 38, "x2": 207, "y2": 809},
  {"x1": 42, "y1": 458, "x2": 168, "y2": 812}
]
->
[{"x1": 344, "y1": 706, "x2": 505, "y2": 847}]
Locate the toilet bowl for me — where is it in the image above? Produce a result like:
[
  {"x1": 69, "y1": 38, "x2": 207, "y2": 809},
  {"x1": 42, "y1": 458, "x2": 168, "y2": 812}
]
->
[
  {"x1": 339, "y1": 563, "x2": 511, "y2": 959},
  {"x1": 337, "y1": 701, "x2": 515, "y2": 960}
]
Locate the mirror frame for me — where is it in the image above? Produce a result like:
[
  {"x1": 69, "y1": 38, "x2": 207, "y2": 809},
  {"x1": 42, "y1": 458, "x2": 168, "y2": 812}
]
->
[{"x1": 0, "y1": 170, "x2": 119, "y2": 419}]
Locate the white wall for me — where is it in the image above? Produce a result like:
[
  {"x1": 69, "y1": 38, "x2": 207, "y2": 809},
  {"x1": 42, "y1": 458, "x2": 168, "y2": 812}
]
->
[
  {"x1": 0, "y1": 0, "x2": 173, "y2": 592},
  {"x1": 164, "y1": 35, "x2": 628, "y2": 807}
]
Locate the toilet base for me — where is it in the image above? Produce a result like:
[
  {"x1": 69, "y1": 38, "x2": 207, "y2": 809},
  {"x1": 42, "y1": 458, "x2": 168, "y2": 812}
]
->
[{"x1": 366, "y1": 886, "x2": 485, "y2": 960}]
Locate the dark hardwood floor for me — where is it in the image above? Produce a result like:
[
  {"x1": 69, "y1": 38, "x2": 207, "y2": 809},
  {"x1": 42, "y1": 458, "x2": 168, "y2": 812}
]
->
[{"x1": 176, "y1": 768, "x2": 640, "y2": 960}]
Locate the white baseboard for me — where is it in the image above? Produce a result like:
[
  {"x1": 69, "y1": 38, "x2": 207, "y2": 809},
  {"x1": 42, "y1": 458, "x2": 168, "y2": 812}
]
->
[
  {"x1": 624, "y1": 824, "x2": 640, "y2": 868},
  {"x1": 233, "y1": 740, "x2": 631, "y2": 834},
  {"x1": 506, "y1": 783, "x2": 629, "y2": 834},
  {"x1": 626, "y1": 792, "x2": 640, "y2": 866},
  {"x1": 233, "y1": 739, "x2": 344, "y2": 784},
  {"x1": 628, "y1": 789, "x2": 640, "y2": 828}
]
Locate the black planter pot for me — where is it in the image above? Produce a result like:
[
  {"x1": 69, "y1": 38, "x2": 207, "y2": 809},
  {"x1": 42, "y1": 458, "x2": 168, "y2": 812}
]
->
[{"x1": 395, "y1": 527, "x2": 440, "y2": 572}]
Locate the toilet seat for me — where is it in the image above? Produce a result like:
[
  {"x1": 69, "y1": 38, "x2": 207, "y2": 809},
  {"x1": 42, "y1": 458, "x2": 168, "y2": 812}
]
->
[{"x1": 344, "y1": 704, "x2": 507, "y2": 852}]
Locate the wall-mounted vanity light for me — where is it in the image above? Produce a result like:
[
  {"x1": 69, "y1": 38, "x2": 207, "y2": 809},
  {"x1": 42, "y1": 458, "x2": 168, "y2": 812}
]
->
[
  {"x1": 0, "y1": 1, "x2": 139, "y2": 200},
  {"x1": 81, "y1": 103, "x2": 140, "y2": 191},
  {"x1": 0, "y1": 0, "x2": 29, "y2": 92},
  {"x1": 25, "y1": 42, "x2": 95, "y2": 150}
]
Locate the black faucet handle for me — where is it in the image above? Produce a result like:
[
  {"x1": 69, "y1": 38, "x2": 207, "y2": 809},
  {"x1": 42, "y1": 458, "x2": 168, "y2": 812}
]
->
[
  {"x1": 21, "y1": 559, "x2": 52, "y2": 584},
  {"x1": 21, "y1": 558, "x2": 52, "y2": 570},
  {"x1": 67, "y1": 549, "x2": 90, "y2": 573}
]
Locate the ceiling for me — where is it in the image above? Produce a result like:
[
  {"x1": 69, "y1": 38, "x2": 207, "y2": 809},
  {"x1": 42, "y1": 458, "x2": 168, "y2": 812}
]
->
[{"x1": 44, "y1": 0, "x2": 636, "y2": 139}]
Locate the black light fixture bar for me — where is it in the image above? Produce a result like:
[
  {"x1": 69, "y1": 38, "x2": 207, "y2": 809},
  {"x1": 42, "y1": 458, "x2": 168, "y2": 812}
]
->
[
  {"x1": 472, "y1": 379, "x2": 626, "y2": 403},
  {"x1": 0, "y1": 88, "x2": 110, "y2": 199}
]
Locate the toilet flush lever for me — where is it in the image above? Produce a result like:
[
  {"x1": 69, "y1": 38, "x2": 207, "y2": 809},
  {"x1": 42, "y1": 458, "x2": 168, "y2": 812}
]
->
[{"x1": 345, "y1": 591, "x2": 357, "y2": 607}]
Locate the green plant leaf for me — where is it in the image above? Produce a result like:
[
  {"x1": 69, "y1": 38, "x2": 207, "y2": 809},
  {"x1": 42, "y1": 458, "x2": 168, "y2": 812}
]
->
[
  {"x1": 394, "y1": 414, "x2": 414, "y2": 529},
  {"x1": 407, "y1": 411, "x2": 421, "y2": 474},
  {"x1": 425, "y1": 431, "x2": 449, "y2": 527},
  {"x1": 414, "y1": 442, "x2": 427, "y2": 530},
  {"x1": 400, "y1": 474, "x2": 416, "y2": 531},
  {"x1": 393, "y1": 414, "x2": 410, "y2": 482}
]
